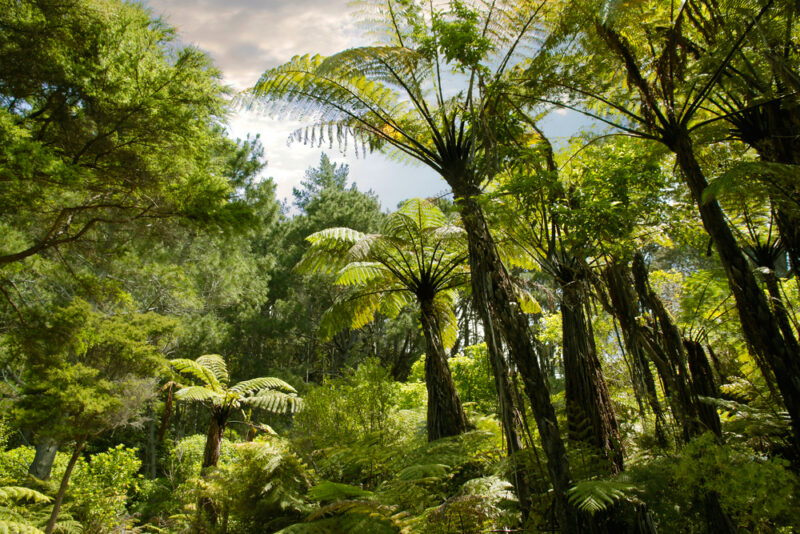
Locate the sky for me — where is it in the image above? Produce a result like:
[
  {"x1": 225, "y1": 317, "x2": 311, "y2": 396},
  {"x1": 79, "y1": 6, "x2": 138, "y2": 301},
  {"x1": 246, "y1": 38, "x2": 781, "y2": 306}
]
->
[{"x1": 144, "y1": 0, "x2": 582, "y2": 210}]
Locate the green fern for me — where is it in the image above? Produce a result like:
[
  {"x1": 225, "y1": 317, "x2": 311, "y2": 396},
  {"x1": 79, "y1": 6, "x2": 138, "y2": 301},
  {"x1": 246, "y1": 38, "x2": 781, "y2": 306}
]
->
[
  {"x1": 567, "y1": 479, "x2": 637, "y2": 514},
  {"x1": 308, "y1": 481, "x2": 374, "y2": 502}
]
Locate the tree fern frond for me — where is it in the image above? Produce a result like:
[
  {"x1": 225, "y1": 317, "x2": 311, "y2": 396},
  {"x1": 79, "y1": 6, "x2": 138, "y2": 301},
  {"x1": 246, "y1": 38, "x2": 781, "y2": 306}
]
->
[
  {"x1": 379, "y1": 291, "x2": 414, "y2": 319},
  {"x1": 335, "y1": 262, "x2": 391, "y2": 286},
  {"x1": 170, "y1": 358, "x2": 222, "y2": 389},
  {"x1": 567, "y1": 479, "x2": 637, "y2": 514},
  {"x1": 230, "y1": 377, "x2": 297, "y2": 395},
  {"x1": 244, "y1": 391, "x2": 303, "y2": 414},
  {"x1": 307, "y1": 227, "x2": 367, "y2": 247},
  {"x1": 308, "y1": 481, "x2": 374, "y2": 502},
  {"x1": 0, "y1": 521, "x2": 46, "y2": 534},
  {"x1": 395, "y1": 463, "x2": 451, "y2": 481},
  {"x1": 174, "y1": 386, "x2": 223, "y2": 404},
  {"x1": 513, "y1": 284, "x2": 543, "y2": 314},
  {"x1": 195, "y1": 355, "x2": 229, "y2": 385}
]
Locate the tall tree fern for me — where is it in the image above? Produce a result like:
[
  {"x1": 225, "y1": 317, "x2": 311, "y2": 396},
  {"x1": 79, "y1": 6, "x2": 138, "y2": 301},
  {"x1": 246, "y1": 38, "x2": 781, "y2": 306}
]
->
[
  {"x1": 298, "y1": 198, "x2": 470, "y2": 441},
  {"x1": 250, "y1": 2, "x2": 580, "y2": 527}
]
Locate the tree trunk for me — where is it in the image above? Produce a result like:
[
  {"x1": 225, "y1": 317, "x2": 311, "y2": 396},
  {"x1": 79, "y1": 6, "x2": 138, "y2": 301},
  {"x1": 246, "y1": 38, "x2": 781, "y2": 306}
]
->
[
  {"x1": 44, "y1": 437, "x2": 85, "y2": 534},
  {"x1": 29, "y1": 436, "x2": 58, "y2": 481},
  {"x1": 560, "y1": 275, "x2": 624, "y2": 473},
  {"x1": 203, "y1": 413, "x2": 227, "y2": 469},
  {"x1": 419, "y1": 300, "x2": 470, "y2": 441},
  {"x1": 632, "y1": 252, "x2": 702, "y2": 441},
  {"x1": 684, "y1": 340, "x2": 722, "y2": 437},
  {"x1": 603, "y1": 261, "x2": 668, "y2": 446},
  {"x1": 672, "y1": 129, "x2": 800, "y2": 451},
  {"x1": 453, "y1": 189, "x2": 579, "y2": 533},
  {"x1": 485, "y1": 323, "x2": 532, "y2": 515}
]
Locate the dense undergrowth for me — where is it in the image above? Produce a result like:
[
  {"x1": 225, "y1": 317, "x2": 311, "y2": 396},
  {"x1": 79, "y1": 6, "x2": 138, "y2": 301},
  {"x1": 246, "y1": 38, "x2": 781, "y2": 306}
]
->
[{"x1": 2, "y1": 357, "x2": 797, "y2": 533}]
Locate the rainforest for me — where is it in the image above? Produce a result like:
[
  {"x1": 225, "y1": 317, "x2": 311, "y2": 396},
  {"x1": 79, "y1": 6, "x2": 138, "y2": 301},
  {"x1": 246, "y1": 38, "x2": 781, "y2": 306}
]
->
[{"x1": 1, "y1": 0, "x2": 799, "y2": 532}]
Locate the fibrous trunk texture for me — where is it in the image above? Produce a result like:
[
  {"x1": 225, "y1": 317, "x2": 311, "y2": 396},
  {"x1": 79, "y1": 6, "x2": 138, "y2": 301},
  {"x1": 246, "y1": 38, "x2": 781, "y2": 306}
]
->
[
  {"x1": 560, "y1": 276, "x2": 623, "y2": 472},
  {"x1": 672, "y1": 130, "x2": 800, "y2": 452},
  {"x1": 453, "y1": 189, "x2": 579, "y2": 533},
  {"x1": 419, "y1": 300, "x2": 470, "y2": 441}
]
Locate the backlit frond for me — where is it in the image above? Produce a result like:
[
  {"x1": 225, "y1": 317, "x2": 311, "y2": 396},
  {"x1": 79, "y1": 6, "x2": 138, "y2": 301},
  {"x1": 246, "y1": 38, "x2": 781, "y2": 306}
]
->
[
  {"x1": 230, "y1": 376, "x2": 298, "y2": 395},
  {"x1": 336, "y1": 262, "x2": 391, "y2": 286},
  {"x1": 170, "y1": 358, "x2": 221, "y2": 389},
  {"x1": 245, "y1": 391, "x2": 303, "y2": 414},
  {"x1": 174, "y1": 385, "x2": 223, "y2": 404},
  {"x1": 195, "y1": 354, "x2": 229, "y2": 385},
  {"x1": 0, "y1": 486, "x2": 50, "y2": 503},
  {"x1": 0, "y1": 521, "x2": 46, "y2": 534}
]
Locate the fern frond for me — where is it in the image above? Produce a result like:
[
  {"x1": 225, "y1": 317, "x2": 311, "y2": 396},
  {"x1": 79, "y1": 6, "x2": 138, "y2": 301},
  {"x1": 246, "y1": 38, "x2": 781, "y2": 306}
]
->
[
  {"x1": 0, "y1": 521, "x2": 46, "y2": 534},
  {"x1": 195, "y1": 354, "x2": 229, "y2": 385},
  {"x1": 244, "y1": 391, "x2": 303, "y2": 414},
  {"x1": 567, "y1": 479, "x2": 637, "y2": 514},
  {"x1": 0, "y1": 487, "x2": 50, "y2": 503},
  {"x1": 308, "y1": 481, "x2": 374, "y2": 502},
  {"x1": 230, "y1": 377, "x2": 297, "y2": 395},
  {"x1": 335, "y1": 262, "x2": 391, "y2": 286},
  {"x1": 170, "y1": 358, "x2": 221, "y2": 389},
  {"x1": 395, "y1": 463, "x2": 450, "y2": 481},
  {"x1": 174, "y1": 385, "x2": 223, "y2": 404},
  {"x1": 513, "y1": 284, "x2": 543, "y2": 314}
]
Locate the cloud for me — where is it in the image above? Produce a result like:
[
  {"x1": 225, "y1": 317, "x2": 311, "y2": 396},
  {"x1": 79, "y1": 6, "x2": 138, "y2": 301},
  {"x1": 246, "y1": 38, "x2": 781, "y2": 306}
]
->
[{"x1": 145, "y1": 0, "x2": 357, "y2": 89}]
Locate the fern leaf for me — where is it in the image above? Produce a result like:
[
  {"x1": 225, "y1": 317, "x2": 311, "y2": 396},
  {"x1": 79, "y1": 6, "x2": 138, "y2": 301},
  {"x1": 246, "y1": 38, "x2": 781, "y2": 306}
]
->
[
  {"x1": 195, "y1": 354, "x2": 229, "y2": 385},
  {"x1": 335, "y1": 262, "x2": 390, "y2": 286},
  {"x1": 174, "y1": 385, "x2": 223, "y2": 404},
  {"x1": 567, "y1": 479, "x2": 637, "y2": 514},
  {"x1": 0, "y1": 521, "x2": 46, "y2": 534},
  {"x1": 0, "y1": 486, "x2": 51, "y2": 503},
  {"x1": 308, "y1": 481, "x2": 374, "y2": 502},
  {"x1": 230, "y1": 377, "x2": 297, "y2": 395},
  {"x1": 243, "y1": 391, "x2": 303, "y2": 414},
  {"x1": 170, "y1": 358, "x2": 221, "y2": 390}
]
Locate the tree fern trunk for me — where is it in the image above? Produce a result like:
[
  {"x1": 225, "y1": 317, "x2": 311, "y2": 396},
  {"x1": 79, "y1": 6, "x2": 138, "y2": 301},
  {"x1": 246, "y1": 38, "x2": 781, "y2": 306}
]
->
[
  {"x1": 560, "y1": 275, "x2": 623, "y2": 473},
  {"x1": 419, "y1": 300, "x2": 469, "y2": 441},
  {"x1": 603, "y1": 261, "x2": 668, "y2": 446},
  {"x1": 453, "y1": 190, "x2": 579, "y2": 533},
  {"x1": 672, "y1": 130, "x2": 800, "y2": 452}
]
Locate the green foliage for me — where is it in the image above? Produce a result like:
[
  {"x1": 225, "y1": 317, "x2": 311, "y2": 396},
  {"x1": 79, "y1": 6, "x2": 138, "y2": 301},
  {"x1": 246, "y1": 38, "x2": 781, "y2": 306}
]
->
[
  {"x1": 625, "y1": 433, "x2": 800, "y2": 532},
  {"x1": 0, "y1": 0, "x2": 239, "y2": 266},
  {"x1": 202, "y1": 439, "x2": 315, "y2": 533},
  {"x1": 409, "y1": 344, "x2": 496, "y2": 413},
  {"x1": 567, "y1": 478, "x2": 637, "y2": 514},
  {"x1": 69, "y1": 446, "x2": 141, "y2": 534},
  {"x1": 171, "y1": 354, "x2": 302, "y2": 415}
]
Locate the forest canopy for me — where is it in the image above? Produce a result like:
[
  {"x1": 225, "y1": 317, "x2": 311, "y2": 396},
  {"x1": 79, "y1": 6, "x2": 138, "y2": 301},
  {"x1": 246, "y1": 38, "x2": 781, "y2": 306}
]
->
[{"x1": 1, "y1": 0, "x2": 799, "y2": 533}]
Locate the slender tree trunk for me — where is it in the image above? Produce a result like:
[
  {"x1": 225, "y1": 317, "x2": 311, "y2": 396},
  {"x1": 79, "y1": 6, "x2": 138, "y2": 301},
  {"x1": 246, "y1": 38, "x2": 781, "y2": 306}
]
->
[
  {"x1": 763, "y1": 271, "x2": 800, "y2": 356},
  {"x1": 485, "y1": 324, "x2": 532, "y2": 515},
  {"x1": 684, "y1": 340, "x2": 723, "y2": 437},
  {"x1": 603, "y1": 261, "x2": 668, "y2": 446},
  {"x1": 29, "y1": 436, "x2": 58, "y2": 481},
  {"x1": 632, "y1": 253, "x2": 702, "y2": 441},
  {"x1": 419, "y1": 300, "x2": 470, "y2": 441},
  {"x1": 560, "y1": 275, "x2": 624, "y2": 472},
  {"x1": 45, "y1": 437, "x2": 85, "y2": 534},
  {"x1": 453, "y1": 190, "x2": 579, "y2": 533},
  {"x1": 672, "y1": 130, "x2": 800, "y2": 451}
]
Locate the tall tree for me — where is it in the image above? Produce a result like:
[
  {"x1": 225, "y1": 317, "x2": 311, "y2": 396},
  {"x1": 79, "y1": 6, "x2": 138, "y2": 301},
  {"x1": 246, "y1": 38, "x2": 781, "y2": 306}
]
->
[
  {"x1": 541, "y1": 0, "x2": 800, "y2": 452},
  {"x1": 298, "y1": 198, "x2": 471, "y2": 441},
  {"x1": 250, "y1": 2, "x2": 581, "y2": 528},
  {"x1": 0, "y1": 0, "x2": 239, "y2": 268}
]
